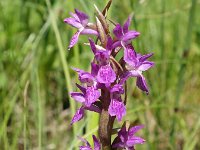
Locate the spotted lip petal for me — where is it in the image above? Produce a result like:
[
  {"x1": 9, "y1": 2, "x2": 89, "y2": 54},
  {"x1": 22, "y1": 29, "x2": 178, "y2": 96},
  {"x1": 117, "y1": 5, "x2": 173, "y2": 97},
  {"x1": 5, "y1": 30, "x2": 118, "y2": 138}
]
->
[
  {"x1": 96, "y1": 65, "x2": 116, "y2": 84},
  {"x1": 85, "y1": 87, "x2": 100, "y2": 107},
  {"x1": 108, "y1": 99, "x2": 126, "y2": 121}
]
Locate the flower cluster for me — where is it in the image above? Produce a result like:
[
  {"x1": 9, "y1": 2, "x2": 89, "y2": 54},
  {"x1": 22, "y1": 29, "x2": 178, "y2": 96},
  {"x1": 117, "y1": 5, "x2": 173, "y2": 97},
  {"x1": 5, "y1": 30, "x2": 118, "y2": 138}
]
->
[{"x1": 64, "y1": 2, "x2": 154, "y2": 149}]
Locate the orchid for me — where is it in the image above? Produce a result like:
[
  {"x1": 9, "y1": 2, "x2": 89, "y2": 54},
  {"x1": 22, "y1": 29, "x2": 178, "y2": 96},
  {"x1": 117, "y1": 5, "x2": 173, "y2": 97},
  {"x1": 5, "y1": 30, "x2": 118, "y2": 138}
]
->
[
  {"x1": 112, "y1": 125, "x2": 145, "y2": 150},
  {"x1": 64, "y1": 1, "x2": 154, "y2": 149},
  {"x1": 122, "y1": 44, "x2": 154, "y2": 94},
  {"x1": 112, "y1": 16, "x2": 140, "y2": 49},
  {"x1": 64, "y1": 9, "x2": 98, "y2": 49}
]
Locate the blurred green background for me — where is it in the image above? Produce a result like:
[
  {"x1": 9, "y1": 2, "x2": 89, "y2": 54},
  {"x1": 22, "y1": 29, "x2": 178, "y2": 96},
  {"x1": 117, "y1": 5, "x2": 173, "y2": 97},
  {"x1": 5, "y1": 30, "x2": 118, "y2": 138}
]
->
[{"x1": 0, "y1": 0, "x2": 200, "y2": 149}]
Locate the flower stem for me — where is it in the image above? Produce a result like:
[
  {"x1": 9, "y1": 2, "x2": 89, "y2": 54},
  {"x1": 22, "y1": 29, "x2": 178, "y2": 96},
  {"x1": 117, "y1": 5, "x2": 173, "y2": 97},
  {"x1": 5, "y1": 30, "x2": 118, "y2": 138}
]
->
[{"x1": 99, "y1": 89, "x2": 114, "y2": 149}]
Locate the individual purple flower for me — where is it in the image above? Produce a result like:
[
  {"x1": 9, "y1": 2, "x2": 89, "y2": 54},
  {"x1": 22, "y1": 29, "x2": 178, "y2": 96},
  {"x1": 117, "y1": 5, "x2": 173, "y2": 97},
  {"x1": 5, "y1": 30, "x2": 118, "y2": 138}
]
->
[
  {"x1": 79, "y1": 135, "x2": 101, "y2": 150},
  {"x1": 89, "y1": 37, "x2": 113, "y2": 66},
  {"x1": 112, "y1": 125, "x2": 145, "y2": 150},
  {"x1": 89, "y1": 38, "x2": 116, "y2": 86},
  {"x1": 112, "y1": 16, "x2": 140, "y2": 49},
  {"x1": 108, "y1": 99, "x2": 126, "y2": 121},
  {"x1": 70, "y1": 86, "x2": 100, "y2": 107},
  {"x1": 64, "y1": 9, "x2": 98, "y2": 49},
  {"x1": 122, "y1": 44, "x2": 154, "y2": 94}
]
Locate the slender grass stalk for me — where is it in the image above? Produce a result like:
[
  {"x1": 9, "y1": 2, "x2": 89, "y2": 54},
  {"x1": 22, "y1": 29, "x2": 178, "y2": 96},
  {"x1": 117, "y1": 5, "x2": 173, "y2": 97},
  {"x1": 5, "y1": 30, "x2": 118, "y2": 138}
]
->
[
  {"x1": 45, "y1": 0, "x2": 77, "y2": 141},
  {"x1": 23, "y1": 81, "x2": 29, "y2": 150},
  {"x1": 36, "y1": 71, "x2": 42, "y2": 150},
  {"x1": 11, "y1": 119, "x2": 23, "y2": 150}
]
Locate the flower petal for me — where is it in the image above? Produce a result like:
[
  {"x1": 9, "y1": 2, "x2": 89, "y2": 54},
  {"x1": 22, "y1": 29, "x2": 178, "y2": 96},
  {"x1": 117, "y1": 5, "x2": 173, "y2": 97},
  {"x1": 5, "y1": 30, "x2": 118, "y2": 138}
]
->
[
  {"x1": 127, "y1": 136, "x2": 145, "y2": 146},
  {"x1": 95, "y1": 50, "x2": 110, "y2": 65},
  {"x1": 123, "y1": 16, "x2": 132, "y2": 34},
  {"x1": 70, "y1": 92, "x2": 85, "y2": 103},
  {"x1": 97, "y1": 65, "x2": 116, "y2": 84},
  {"x1": 75, "y1": 9, "x2": 89, "y2": 26},
  {"x1": 64, "y1": 17, "x2": 82, "y2": 28},
  {"x1": 89, "y1": 38, "x2": 97, "y2": 54},
  {"x1": 106, "y1": 36, "x2": 113, "y2": 51},
  {"x1": 110, "y1": 84, "x2": 124, "y2": 94},
  {"x1": 91, "y1": 62, "x2": 99, "y2": 76},
  {"x1": 85, "y1": 87, "x2": 100, "y2": 107},
  {"x1": 79, "y1": 146, "x2": 92, "y2": 150},
  {"x1": 129, "y1": 125, "x2": 144, "y2": 136},
  {"x1": 72, "y1": 67, "x2": 95, "y2": 85},
  {"x1": 68, "y1": 30, "x2": 82, "y2": 49},
  {"x1": 84, "y1": 104, "x2": 101, "y2": 113},
  {"x1": 139, "y1": 53, "x2": 154, "y2": 62},
  {"x1": 76, "y1": 83, "x2": 86, "y2": 94},
  {"x1": 138, "y1": 61, "x2": 154, "y2": 71},
  {"x1": 71, "y1": 107, "x2": 84, "y2": 124},
  {"x1": 92, "y1": 135, "x2": 101, "y2": 150},
  {"x1": 123, "y1": 44, "x2": 137, "y2": 66},
  {"x1": 122, "y1": 31, "x2": 140, "y2": 42},
  {"x1": 119, "y1": 72, "x2": 132, "y2": 85},
  {"x1": 112, "y1": 41, "x2": 121, "y2": 49},
  {"x1": 136, "y1": 75, "x2": 149, "y2": 94},
  {"x1": 113, "y1": 24, "x2": 123, "y2": 39},
  {"x1": 81, "y1": 29, "x2": 99, "y2": 36},
  {"x1": 108, "y1": 99, "x2": 126, "y2": 121},
  {"x1": 79, "y1": 72, "x2": 95, "y2": 84}
]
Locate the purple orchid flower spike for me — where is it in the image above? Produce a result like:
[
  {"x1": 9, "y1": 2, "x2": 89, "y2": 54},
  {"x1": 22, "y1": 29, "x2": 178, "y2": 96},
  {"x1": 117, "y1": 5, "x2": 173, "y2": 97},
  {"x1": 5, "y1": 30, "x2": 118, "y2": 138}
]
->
[
  {"x1": 112, "y1": 125, "x2": 145, "y2": 150},
  {"x1": 122, "y1": 44, "x2": 154, "y2": 94},
  {"x1": 64, "y1": 9, "x2": 98, "y2": 49},
  {"x1": 64, "y1": 5, "x2": 154, "y2": 148},
  {"x1": 112, "y1": 16, "x2": 140, "y2": 49},
  {"x1": 79, "y1": 135, "x2": 101, "y2": 150}
]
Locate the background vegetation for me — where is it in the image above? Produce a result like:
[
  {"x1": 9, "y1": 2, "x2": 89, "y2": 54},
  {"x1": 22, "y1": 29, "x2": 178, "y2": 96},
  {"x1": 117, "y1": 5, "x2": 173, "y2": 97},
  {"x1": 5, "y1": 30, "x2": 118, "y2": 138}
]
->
[{"x1": 0, "y1": 0, "x2": 199, "y2": 149}]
